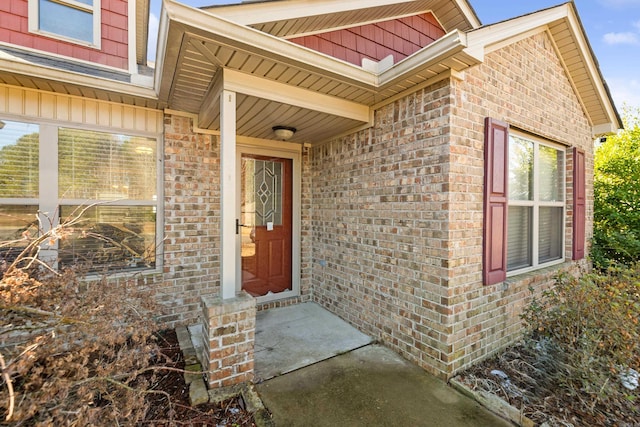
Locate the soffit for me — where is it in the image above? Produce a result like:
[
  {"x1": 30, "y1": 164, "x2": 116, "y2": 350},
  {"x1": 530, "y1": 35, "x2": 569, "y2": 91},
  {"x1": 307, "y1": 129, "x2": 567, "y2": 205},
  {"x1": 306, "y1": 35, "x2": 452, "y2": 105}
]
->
[
  {"x1": 158, "y1": 0, "x2": 481, "y2": 143},
  {"x1": 204, "y1": 0, "x2": 481, "y2": 37},
  {"x1": 136, "y1": 0, "x2": 150, "y2": 65},
  {"x1": 465, "y1": 3, "x2": 621, "y2": 133},
  {"x1": 0, "y1": 48, "x2": 160, "y2": 109}
]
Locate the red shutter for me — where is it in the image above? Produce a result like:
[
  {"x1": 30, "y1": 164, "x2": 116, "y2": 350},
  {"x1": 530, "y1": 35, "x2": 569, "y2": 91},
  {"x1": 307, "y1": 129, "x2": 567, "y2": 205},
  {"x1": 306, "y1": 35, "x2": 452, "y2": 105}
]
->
[
  {"x1": 483, "y1": 118, "x2": 509, "y2": 285},
  {"x1": 572, "y1": 148, "x2": 586, "y2": 260}
]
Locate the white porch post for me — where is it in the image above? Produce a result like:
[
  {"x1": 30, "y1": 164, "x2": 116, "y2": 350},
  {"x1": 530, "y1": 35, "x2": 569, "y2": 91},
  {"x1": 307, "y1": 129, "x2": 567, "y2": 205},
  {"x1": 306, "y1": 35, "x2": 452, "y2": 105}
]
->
[{"x1": 220, "y1": 89, "x2": 237, "y2": 300}]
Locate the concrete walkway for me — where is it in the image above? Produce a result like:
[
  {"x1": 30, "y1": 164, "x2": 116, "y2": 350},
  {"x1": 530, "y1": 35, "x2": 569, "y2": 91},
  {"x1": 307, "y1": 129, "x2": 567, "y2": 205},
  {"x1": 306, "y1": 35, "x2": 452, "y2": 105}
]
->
[
  {"x1": 253, "y1": 303, "x2": 512, "y2": 426},
  {"x1": 256, "y1": 344, "x2": 512, "y2": 426}
]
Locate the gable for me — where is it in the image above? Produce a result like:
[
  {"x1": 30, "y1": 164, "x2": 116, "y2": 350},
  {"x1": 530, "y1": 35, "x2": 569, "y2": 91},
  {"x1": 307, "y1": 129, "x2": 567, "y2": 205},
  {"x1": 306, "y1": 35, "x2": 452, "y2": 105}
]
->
[
  {"x1": 289, "y1": 13, "x2": 446, "y2": 66},
  {"x1": 205, "y1": 0, "x2": 480, "y2": 36}
]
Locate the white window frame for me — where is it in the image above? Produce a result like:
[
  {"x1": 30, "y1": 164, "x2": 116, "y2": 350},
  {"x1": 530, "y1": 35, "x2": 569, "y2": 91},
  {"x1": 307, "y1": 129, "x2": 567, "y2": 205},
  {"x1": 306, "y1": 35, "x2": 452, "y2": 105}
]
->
[
  {"x1": 28, "y1": 0, "x2": 102, "y2": 48},
  {"x1": 0, "y1": 117, "x2": 162, "y2": 275},
  {"x1": 506, "y1": 132, "x2": 566, "y2": 276}
]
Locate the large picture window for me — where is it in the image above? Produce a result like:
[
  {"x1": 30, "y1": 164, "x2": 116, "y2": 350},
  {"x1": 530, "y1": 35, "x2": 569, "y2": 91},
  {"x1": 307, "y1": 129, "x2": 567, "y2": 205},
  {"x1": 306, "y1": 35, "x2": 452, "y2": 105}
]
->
[
  {"x1": 29, "y1": 0, "x2": 101, "y2": 47},
  {"x1": 507, "y1": 133, "x2": 565, "y2": 273},
  {"x1": 0, "y1": 119, "x2": 159, "y2": 273}
]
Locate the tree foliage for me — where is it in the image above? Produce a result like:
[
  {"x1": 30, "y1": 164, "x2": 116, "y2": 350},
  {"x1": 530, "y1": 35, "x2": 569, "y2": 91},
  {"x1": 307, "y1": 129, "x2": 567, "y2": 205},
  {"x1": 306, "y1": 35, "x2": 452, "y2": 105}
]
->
[{"x1": 592, "y1": 106, "x2": 640, "y2": 269}]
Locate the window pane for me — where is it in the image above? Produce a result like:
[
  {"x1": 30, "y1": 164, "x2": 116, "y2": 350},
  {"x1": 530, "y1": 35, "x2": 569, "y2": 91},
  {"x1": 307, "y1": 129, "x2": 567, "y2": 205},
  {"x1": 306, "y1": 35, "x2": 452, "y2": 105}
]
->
[
  {"x1": 254, "y1": 159, "x2": 282, "y2": 226},
  {"x1": 39, "y1": 0, "x2": 93, "y2": 43},
  {"x1": 58, "y1": 129, "x2": 157, "y2": 201},
  {"x1": 59, "y1": 205, "x2": 156, "y2": 272},
  {"x1": 509, "y1": 135, "x2": 533, "y2": 201},
  {"x1": 0, "y1": 205, "x2": 39, "y2": 264},
  {"x1": 0, "y1": 121, "x2": 39, "y2": 198},
  {"x1": 539, "y1": 145, "x2": 564, "y2": 201},
  {"x1": 539, "y1": 207, "x2": 563, "y2": 263},
  {"x1": 507, "y1": 206, "x2": 532, "y2": 271}
]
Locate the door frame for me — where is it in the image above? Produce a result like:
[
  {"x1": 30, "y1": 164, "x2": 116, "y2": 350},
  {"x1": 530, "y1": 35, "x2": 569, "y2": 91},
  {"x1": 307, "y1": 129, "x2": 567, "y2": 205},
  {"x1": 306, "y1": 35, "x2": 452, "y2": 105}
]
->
[{"x1": 235, "y1": 138, "x2": 301, "y2": 303}]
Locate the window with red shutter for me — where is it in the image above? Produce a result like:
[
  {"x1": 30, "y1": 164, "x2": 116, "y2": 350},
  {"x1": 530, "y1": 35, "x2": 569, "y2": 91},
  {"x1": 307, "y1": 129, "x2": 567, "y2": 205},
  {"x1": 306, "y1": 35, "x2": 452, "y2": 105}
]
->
[{"x1": 484, "y1": 118, "x2": 570, "y2": 284}]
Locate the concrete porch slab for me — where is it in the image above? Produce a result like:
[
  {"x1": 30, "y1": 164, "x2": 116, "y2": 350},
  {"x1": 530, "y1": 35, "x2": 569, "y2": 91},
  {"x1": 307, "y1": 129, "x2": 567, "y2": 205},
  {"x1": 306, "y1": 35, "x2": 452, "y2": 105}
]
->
[{"x1": 254, "y1": 302, "x2": 373, "y2": 381}]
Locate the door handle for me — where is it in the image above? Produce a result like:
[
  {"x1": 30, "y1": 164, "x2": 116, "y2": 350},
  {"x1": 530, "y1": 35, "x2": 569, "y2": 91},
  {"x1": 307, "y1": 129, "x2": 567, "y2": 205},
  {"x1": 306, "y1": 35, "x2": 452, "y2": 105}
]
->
[{"x1": 236, "y1": 219, "x2": 244, "y2": 235}]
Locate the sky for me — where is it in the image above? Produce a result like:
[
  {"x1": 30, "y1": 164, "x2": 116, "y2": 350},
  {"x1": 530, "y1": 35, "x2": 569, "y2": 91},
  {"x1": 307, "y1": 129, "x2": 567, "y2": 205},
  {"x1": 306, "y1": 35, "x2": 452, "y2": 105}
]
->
[{"x1": 148, "y1": 0, "x2": 640, "y2": 112}]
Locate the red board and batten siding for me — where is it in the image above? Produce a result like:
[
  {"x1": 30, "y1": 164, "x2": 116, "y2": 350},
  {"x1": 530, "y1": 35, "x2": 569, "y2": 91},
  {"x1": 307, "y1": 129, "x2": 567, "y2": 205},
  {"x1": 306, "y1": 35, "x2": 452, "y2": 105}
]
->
[
  {"x1": 289, "y1": 12, "x2": 445, "y2": 66},
  {"x1": 0, "y1": 0, "x2": 128, "y2": 69}
]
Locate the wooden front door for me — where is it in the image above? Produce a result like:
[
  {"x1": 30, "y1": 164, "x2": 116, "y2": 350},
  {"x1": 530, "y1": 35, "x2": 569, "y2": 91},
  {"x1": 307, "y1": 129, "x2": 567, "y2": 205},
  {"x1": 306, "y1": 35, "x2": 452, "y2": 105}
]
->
[{"x1": 239, "y1": 154, "x2": 292, "y2": 297}]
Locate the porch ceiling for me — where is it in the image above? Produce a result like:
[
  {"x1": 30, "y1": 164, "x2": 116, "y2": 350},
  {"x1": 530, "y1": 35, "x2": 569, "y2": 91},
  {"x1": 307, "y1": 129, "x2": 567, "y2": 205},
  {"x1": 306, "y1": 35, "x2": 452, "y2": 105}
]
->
[{"x1": 157, "y1": 0, "x2": 482, "y2": 144}]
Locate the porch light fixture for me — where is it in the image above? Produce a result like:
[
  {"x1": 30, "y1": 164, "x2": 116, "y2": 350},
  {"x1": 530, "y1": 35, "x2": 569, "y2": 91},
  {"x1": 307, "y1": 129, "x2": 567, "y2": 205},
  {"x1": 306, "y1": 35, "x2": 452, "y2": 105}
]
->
[{"x1": 272, "y1": 125, "x2": 296, "y2": 141}]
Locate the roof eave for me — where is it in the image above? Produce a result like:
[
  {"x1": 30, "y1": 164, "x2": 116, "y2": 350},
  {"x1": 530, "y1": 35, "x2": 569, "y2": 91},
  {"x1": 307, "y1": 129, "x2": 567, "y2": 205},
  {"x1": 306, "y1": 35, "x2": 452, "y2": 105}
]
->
[
  {"x1": 465, "y1": 3, "x2": 622, "y2": 136},
  {"x1": 0, "y1": 51, "x2": 158, "y2": 105},
  {"x1": 156, "y1": 0, "x2": 383, "y2": 103}
]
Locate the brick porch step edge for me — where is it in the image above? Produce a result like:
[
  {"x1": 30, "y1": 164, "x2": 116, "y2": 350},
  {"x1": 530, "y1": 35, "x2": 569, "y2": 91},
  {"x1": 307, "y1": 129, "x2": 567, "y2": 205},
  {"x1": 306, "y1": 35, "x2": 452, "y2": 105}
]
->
[
  {"x1": 175, "y1": 325, "x2": 273, "y2": 426},
  {"x1": 449, "y1": 378, "x2": 535, "y2": 427}
]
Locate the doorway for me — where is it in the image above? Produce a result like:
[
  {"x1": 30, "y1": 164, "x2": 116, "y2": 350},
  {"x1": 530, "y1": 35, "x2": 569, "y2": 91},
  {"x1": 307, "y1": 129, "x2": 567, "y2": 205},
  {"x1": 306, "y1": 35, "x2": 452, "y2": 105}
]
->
[{"x1": 236, "y1": 144, "x2": 300, "y2": 302}]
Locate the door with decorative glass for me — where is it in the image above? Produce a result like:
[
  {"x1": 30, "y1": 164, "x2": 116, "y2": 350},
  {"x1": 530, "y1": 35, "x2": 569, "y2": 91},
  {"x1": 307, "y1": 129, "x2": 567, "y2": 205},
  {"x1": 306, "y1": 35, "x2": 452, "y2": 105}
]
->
[{"x1": 238, "y1": 154, "x2": 292, "y2": 297}]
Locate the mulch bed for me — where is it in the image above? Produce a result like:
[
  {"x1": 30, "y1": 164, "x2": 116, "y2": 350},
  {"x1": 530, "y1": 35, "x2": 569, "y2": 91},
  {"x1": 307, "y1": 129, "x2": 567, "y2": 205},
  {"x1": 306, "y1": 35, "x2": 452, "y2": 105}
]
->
[
  {"x1": 142, "y1": 330, "x2": 257, "y2": 426},
  {"x1": 455, "y1": 342, "x2": 639, "y2": 427}
]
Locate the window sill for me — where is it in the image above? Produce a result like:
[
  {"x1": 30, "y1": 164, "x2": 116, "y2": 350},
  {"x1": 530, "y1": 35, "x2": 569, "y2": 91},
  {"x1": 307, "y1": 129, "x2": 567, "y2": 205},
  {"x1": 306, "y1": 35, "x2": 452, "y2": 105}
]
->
[
  {"x1": 504, "y1": 259, "x2": 574, "y2": 285},
  {"x1": 80, "y1": 266, "x2": 163, "y2": 282}
]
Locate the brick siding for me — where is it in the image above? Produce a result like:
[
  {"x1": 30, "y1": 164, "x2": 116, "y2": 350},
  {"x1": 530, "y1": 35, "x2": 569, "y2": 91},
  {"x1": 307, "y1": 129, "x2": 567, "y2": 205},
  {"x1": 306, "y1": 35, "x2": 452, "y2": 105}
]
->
[
  {"x1": 445, "y1": 31, "x2": 593, "y2": 374},
  {"x1": 160, "y1": 114, "x2": 221, "y2": 325},
  {"x1": 311, "y1": 31, "x2": 593, "y2": 378}
]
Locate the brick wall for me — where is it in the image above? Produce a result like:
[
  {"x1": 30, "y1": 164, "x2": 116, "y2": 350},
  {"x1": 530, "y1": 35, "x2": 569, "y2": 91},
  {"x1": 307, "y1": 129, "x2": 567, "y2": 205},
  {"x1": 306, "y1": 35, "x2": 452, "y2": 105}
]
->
[
  {"x1": 161, "y1": 114, "x2": 220, "y2": 324},
  {"x1": 445, "y1": 31, "x2": 593, "y2": 374},
  {"x1": 311, "y1": 30, "x2": 593, "y2": 378},
  {"x1": 312, "y1": 79, "x2": 455, "y2": 376},
  {"x1": 0, "y1": 0, "x2": 129, "y2": 69}
]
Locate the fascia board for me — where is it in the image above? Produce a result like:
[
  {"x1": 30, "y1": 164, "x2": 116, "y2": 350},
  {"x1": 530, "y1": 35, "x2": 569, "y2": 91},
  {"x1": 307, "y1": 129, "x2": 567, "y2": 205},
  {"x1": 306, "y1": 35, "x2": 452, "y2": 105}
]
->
[
  {"x1": 378, "y1": 30, "x2": 476, "y2": 86},
  {"x1": 162, "y1": 0, "x2": 376, "y2": 88},
  {"x1": 563, "y1": 3, "x2": 622, "y2": 130},
  {"x1": 206, "y1": 0, "x2": 424, "y2": 26},
  {"x1": 464, "y1": 3, "x2": 621, "y2": 130},
  {"x1": 453, "y1": 0, "x2": 481, "y2": 29},
  {"x1": 154, "y1": 3, "x2": 180, "y2": 102},
  {"x1": 464, "y1": 4, "x2": 569, "y2": 56}
]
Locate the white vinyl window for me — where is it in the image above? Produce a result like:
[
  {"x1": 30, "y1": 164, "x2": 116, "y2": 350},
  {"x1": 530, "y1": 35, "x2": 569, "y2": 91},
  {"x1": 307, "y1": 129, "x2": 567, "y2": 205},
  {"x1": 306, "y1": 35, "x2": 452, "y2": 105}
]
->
[
  {"x1": 0, "y1": 119, "x2": 159, "y2": 273},
  {"x1": 29, "y1": 0, "x2": 101, "y2": 47},
  {"x1": 507, "y1": 132, "x2": 565, "y2": 274}
]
